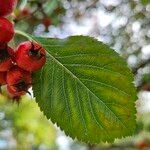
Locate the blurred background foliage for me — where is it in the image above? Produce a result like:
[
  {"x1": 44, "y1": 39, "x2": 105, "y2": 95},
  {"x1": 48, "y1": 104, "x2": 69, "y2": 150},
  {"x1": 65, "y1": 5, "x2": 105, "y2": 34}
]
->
[
  {"x1": 0, "y1": 0, "x2": 150, "y2": 149},
  {"x1": 0, "y1": 93, "x2": 58, "y2": 150}
]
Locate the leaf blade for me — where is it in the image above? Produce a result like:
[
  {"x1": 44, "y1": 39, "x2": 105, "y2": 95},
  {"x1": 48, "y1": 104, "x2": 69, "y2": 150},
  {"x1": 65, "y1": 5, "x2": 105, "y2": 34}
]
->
[{"x1": 32, "y1": 36, "x2": 137, "y2": 143}]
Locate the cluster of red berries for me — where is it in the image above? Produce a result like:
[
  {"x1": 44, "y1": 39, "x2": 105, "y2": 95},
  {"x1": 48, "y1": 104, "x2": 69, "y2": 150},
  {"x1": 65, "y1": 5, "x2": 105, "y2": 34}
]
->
[{"x1": 0, "y1": 0, "x2": 46, "y2": 100}]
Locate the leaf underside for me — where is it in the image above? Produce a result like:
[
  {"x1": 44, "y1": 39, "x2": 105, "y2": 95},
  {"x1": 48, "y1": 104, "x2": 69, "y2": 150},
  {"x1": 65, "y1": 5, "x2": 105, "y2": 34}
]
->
[{"x1": 32, "y1": 36, "x2": 137, "y2": 143}]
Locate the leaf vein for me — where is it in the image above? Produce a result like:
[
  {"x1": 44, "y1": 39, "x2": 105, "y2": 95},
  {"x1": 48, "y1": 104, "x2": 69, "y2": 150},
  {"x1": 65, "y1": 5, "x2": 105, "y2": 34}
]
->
[
  {"x1": 80, "y1": 78, "x2": 131, "y2": 97},
  {"x1": 62, "y1": 69, "x2": 72, "y2": 130},
  {"x1": 87, "y1": 90, "x2": 111, "y2": 139},
  {"x1": 87, "y1": 90, "x2": 103, "y2": 129},
  {"x1": 75, "y1": 79, "x2": 88, "y2": 135},
  {"x1": 63, "y1": 64, "x2": 127, "y2": 79},
  {"x1": 50, "y1": 62, "x2": 55, "y2": 111},
  {"x1": 55, "y1": 53, "x2": 119, "y2": 59}
]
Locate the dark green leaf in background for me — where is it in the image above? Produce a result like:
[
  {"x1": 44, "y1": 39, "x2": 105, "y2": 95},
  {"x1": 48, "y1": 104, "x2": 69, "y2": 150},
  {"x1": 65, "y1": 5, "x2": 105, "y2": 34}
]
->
[{"x1": 32, "y1": 36, "x2": 137, "y2": 143}]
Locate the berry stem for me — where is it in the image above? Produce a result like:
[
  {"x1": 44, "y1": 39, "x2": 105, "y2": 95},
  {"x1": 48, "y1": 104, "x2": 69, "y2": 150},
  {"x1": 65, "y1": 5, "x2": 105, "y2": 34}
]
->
[{"x1": 15, "y1": 30, "x2": 33, "y2": 40}]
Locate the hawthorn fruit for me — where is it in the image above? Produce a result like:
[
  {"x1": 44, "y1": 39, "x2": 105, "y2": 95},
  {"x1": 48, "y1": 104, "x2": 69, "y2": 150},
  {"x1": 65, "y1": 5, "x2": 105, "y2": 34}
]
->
[
  {"x1": 0, "y1": 0, "x2": 17, "y2": 17},
  {"x1": 6, "y1": 66, "x2": 32, "y2": 97},
  {"x1": 15, "y1": 41, "x2": 46, "y2": 72},
  {"x1": 0, "y1": 17, "x2": 14, "y2": 43}
]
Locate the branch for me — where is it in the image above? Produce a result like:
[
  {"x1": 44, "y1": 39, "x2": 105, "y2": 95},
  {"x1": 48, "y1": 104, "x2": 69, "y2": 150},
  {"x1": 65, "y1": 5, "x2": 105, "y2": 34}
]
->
[
  {"x1": 137, "y1": 83, "x2": 150, "y2": 91},
  {"x1": 132, "y1": 58, "x2": 150, "y2": 74},
  {"x1": 86, "y1": 0, "x2": 99, "y2": 9}
]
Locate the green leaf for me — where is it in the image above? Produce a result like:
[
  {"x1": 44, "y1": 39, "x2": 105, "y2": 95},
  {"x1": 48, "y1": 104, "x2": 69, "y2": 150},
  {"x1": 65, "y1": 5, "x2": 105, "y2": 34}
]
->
[
  {"x1": 141, "y1": 0, "x2": 150, "y2": 5},
  {"x1": 43, "y1": 0, "x2": 58, "y2": 14},
  {"x1": 32, "y1": 36, "x2": 137, "y2": 143}
]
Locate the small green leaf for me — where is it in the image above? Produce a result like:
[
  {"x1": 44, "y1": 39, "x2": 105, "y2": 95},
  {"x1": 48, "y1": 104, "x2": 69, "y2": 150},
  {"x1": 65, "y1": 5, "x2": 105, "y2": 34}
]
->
[{"x1": 32, "y1": 36, "x2": 137, "y2": 143}]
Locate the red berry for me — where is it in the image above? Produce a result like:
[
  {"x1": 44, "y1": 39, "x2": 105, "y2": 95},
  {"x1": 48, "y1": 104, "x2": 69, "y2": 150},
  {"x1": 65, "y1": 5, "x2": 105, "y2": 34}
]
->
[
  {"x1": 0, "y1": 44, "x2": 14, "y2": 72},
  {"x1": 6, "y1": 66, "x2": 32, "y2": 97},
  {"x1": 42, "y1": 17, "x2": 52, "y2": 28},
  {"x1": 21, "y1": 7, "x2": 30, "y2": 17},
  {"x1": 15, "y1": 41, "x2": 46, "y2": 72},
  {"x1": 7, "y1": 85, "x2": 24, "y2": 98},
  {"x1": 7, "y1": 86, "x2": 22, "y2": 103},
  {"x1": 136, "y1": 141, "x2": 150, "y2": 150},
  {"x1": 0, "y1": 17, "x2": 14, "y2": 43},
  {"x1": 0, "y1": 0, "x2": 17, "y2": 17},
  {"x1": 0, "y1": 72, "x2": 7, "y2": 86}
]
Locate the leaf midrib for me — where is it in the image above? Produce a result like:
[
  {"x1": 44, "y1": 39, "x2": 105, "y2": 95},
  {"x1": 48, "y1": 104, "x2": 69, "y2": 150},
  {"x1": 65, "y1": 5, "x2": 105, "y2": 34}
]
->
[{"x1": 45, "y1": 51, "x2": 128, "y2": 130}]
